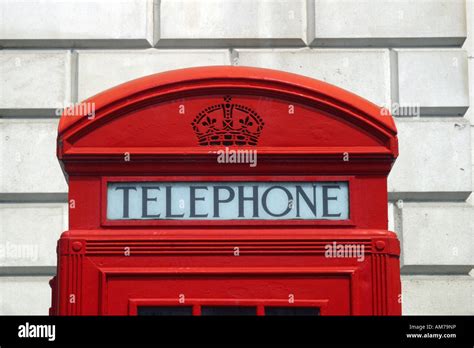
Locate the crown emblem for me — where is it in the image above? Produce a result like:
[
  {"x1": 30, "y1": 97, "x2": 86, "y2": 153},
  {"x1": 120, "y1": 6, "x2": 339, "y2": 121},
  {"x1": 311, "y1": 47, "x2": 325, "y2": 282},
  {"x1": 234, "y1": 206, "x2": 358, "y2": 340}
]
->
[{"x1": 191, "y1": 96, "x2": 264, "y2": 146}]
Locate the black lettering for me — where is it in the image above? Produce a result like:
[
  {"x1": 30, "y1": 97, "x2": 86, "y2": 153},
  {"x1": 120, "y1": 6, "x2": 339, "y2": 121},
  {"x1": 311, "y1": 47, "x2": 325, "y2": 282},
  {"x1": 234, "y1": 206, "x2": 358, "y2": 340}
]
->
[
  {"x1": 142, "y1": 186, "x2": 161, "y2": 218},
  {"x1": 238, "y1": 186, "x2": 259, "y2": 218},
  {"x1": 322, "y1": 185, "x2": 341, "y2": 217},
  {"x1": 296, "y1": 185, "x2": 317, "y2": 217},
  {"x1": 262, "y1": 186, "x2": 292, "y2": 217},
  {"x1": 115, "y1": 186, "x2": 137, "y2": 218},
  {"x1": 165, "y1": 186, "x2": 185, "y2": 218},
  {"x1": 213, "y1": 186, "x2": 235, "y2": 218},
  {"x1": 190, "y1": 186, "x2": 208, "y2": 218}
]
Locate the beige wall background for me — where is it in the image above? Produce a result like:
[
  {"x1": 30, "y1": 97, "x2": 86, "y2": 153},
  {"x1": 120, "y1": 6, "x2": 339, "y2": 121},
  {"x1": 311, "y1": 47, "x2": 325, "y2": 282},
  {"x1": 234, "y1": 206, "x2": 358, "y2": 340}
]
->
[{"x1": 0, "y1": 0, "x2": 472, "y2": 314}]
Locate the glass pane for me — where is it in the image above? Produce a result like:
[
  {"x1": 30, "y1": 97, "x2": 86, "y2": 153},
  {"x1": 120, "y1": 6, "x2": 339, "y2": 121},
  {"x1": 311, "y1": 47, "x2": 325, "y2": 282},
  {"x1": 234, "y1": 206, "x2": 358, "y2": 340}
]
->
[
  {"x1": 201, "y1": 306, "x2": 257, "y2": 316},
  {"x1": 265, "y1": 307, "x2": 320, "y2": 316},
  {"x1": 137, "y1": 306, "x2": 193, "y2": 316},
  {"x1": 107, "y1": 181, "x2": 349, "y2": 221}
]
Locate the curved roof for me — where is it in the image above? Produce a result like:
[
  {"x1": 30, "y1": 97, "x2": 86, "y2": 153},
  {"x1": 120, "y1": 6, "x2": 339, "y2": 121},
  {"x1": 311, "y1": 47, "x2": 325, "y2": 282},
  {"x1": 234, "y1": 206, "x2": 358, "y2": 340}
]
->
[{"x1": 58, "y1": 66, "x2": 397, "y2": 159}]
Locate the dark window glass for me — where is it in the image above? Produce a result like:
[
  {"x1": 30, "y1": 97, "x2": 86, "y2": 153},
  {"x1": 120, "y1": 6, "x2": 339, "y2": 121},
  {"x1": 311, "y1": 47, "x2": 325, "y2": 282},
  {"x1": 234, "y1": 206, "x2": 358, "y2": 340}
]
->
[
  {"x1": 137, "y1": 306, "x2": 193, "y2": 316},
  {"x1": 201, "y1": 306, "x2": 257, "y2": 316},
  {"x1": 265, "y1": 307, "x2": 320, "y2": 316}
]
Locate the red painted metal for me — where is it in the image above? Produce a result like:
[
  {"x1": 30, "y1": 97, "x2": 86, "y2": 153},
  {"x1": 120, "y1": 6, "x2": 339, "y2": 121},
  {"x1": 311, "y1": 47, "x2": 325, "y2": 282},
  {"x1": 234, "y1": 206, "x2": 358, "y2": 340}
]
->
[{"x1": 51, "y1": 66, "x2": 400, "y2": 315}]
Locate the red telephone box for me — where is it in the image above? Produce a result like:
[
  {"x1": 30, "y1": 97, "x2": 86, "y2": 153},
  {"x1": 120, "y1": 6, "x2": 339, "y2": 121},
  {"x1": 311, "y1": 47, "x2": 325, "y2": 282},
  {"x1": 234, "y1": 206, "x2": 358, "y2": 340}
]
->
[{"x1": 51, "y1": 66, "x2": 400, "y2": 315}]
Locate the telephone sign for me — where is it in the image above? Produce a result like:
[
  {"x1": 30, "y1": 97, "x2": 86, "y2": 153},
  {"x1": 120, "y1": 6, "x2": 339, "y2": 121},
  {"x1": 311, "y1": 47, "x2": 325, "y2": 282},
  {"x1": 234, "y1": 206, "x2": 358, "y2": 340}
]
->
[{"x1": 106, "y1": 181, "x2": 349, "y2": 220}]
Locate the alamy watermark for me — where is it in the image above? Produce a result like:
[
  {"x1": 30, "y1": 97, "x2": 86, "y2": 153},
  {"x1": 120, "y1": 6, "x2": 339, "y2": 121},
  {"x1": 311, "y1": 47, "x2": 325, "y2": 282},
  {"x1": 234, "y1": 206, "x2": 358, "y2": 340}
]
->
[
  {"x1": 0, "y1": 242, "x2": 39, "y2": 262},
  {"x1": 212, "y1": 146, "x2": 258, "y2": 167},
  {"x1": 381, "y1": 103, "x2": 420, "y2": 117},
  {"x1": 18, "y1": 322, "x2": 55, "y2": 341},
  {"x1": 55, "y1": 102, "x2": 96, "y2": 119},
  {"x1": 324, "y1": 241, "x2": 365, "y2": 262}
]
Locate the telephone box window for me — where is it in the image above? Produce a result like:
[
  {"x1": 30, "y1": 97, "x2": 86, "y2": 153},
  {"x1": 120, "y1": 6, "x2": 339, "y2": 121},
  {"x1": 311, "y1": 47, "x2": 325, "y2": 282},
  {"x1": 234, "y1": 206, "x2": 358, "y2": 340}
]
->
[
  {"x1": 107, "y1": 181, "x2": 349, "y2": 221},
  {"x1": 201, "y1": 306, "x2": 257, "y2": 316},
  {"x1": 137, "y1": 306, "x2": 193, "y2": 316},
  {"x1": 265, "y1": 307, "x2": 320, "y2": 316}
]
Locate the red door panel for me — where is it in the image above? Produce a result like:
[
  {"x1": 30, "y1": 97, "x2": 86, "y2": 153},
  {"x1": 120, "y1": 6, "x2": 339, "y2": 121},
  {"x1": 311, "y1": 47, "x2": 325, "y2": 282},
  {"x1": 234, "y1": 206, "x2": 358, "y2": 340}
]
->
[{"x1": 105, "y1": 273, "x2": 352, "y2": 315}]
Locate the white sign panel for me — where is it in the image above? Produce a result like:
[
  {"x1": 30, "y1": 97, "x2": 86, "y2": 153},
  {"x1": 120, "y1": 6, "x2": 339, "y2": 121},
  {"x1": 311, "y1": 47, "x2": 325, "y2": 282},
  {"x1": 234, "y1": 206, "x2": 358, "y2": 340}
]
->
[{"x1": 107, "y1": 182, "x2": 349, "y2": 220}]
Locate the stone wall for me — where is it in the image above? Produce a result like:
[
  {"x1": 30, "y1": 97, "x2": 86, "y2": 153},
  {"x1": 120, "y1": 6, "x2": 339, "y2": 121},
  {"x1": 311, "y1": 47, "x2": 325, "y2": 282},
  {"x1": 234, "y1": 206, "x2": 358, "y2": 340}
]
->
[{"x1": 0, "y1": 0, "x2": 472, "y2": 314}]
